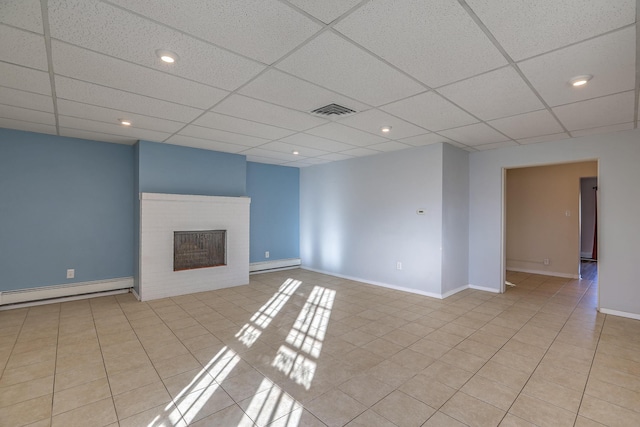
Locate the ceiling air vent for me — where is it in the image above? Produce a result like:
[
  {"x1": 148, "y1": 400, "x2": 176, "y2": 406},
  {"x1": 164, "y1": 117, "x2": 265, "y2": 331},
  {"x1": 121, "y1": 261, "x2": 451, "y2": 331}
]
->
[{"x1": 310, "y1": 103, "x2": 356, "y2": 117}]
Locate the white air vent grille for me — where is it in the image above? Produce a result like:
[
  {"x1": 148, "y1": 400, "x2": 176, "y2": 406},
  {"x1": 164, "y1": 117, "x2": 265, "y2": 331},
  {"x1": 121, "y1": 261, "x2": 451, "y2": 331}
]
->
[{"x1": 310, "y1": 103, "x2": 356, "y2": 117}]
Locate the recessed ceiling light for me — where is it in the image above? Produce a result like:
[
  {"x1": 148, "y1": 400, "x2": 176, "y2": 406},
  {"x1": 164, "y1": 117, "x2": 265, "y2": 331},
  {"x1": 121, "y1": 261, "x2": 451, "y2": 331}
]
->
[
  {"x1": 569, "y1": 75, "x2": 592, "y2": 87},
  {"x1": 156, "y1": 49, "x2": 178, "y2": 63},
  {"x1": 292, "y1": 150, "x2": 299, "y2": 155},
  {"x1": 119, "y1": 119, "x2": 132, "y2": 126},
  {"x1": 381, "y1": 126, "x2": 392, "y2": 133}
]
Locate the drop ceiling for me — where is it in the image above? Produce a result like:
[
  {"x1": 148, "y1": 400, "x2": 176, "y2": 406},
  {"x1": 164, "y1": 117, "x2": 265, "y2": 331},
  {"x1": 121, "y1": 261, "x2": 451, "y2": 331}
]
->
[{"x1": 0, "y1": 0, "x2": 637, "y2": 167}]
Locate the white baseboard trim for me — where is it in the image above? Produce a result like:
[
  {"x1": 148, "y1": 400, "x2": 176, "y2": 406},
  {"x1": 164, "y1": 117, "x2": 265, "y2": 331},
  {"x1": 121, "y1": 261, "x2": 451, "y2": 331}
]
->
[
  {"x1": 0, "y1": 289, "x2": 130, "y2": 311},
  {"x1": 250, "y1": 258, "x2": 301, "y2": 274},
  {"x1": 131, "y1": 287, "x2": 141, "y2": 301},
  {"x1": 599, "y1": 308, "x2": 640, "y2": 321},
  {"x1": 441, "y1": 285, "x2": 470, "y2": 299},
  {"x1": 506, "y1": 267, "x2": 579, "y2": 279},
  {"x1": 469, "y1": 285, "x2": 501, "y2": 293},
  {"x1": 0, "y1": 277, "x2": 133, "y2": 306},
  {"x1": 300, "y1": 266, "x2": 464, "y2": 299}
]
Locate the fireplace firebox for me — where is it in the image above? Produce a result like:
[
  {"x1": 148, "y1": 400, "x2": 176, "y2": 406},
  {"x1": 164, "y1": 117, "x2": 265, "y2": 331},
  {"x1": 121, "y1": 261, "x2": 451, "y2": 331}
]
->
[{"x1": 174, "y1": 230, "x2": 226, "y2": 271}]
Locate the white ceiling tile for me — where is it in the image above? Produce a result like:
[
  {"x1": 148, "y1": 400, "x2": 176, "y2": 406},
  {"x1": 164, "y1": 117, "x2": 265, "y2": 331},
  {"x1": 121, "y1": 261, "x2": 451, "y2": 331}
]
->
[
  {"x1": 367, "y1": 141, "x2": 412, "y2": 152},
  {"x1": 398, "y1": 133, "x2": 454, "y2": 147},
  {"x1": 438, "y1": 67, "x2": 544, "y2": 120},
  {"x1": 517, "y1": 133, "x2": 571, "y2": 145},
  {"x1": 276, "y1": 32, "x2": 425, "y2": 106},
  {"x1": 56, "y1": 100, "x2": 185, "y2": 134},
  {"x1": 381, "y1": 92, "x2": 478, "y2": 131},
  {"x1": 213, "y1": 95, "x2": 328, "y2": 131},
  {"x1": 488, "y1": 109, "x2": 564, "y2": 140},
  {"x1": 0, "y1": 25, "x2": 47, "y2": 70},
  {"x1": 335, "y1": 0, "x2": 507, "y2": 87},
  {"x1": 55, "y1": 77, "x2": 203, "y2": 123},
  {"x1": 164, "y1": 135, "x2": 247, "y2": 153},
  {"x1": 0, "y1": 104, "x2": 55, "y2": 125},
  {"x1": 59, "y1": 127, "x2": 136, "y2": 145},
  {"x1": 0, "y1": 118, "x2": 56, "y2": 135},
  {"x1": 178, "y1": 125, "x2": 269, "y2": 148},
  {"x1": 58, "y1": 116, "x2": 171, "y2": 142},
  {"x1": 192, "y1": 112, "x2": 295, "y2": 140},
  {"x1": 571, "y1": 122, "x2": 635, "y2": 138},
  {"x1": 0, "y1": 63, "x2": 51, "y2": 95},
  {"x1": 518, "y1": 28, "x2": 636, "y2": 108},
  {"x1": 287, "y1": 0, "x2": 362, "y2": 24},
  {"x1": 0, "y1": 87, "x2": 53, "y2": 113},
  {"x1": 337, "y1": 109, "x2": 428, "y2": 139},
  {"x1": 52, "y1": 42, "x2": 228, "y2": 109},
  {"x1": 48, "y1": 0, "x2": 265, "y2": 90},
  {"x1": 258, "y1": 141, "x2": 329, "y2": 158},
  {"x1": 306, "y1": 122, "x2": 388, "y2": 146},
  {"x1": 0, "y1": 0, "x2": 43, "y2": 33},
  {"x1": 316, "y1": 153, "x2": 354, "y2": 162},
  {"x1": 439, "y1": 123, "x2": 510, "y2": 146},
  {"x1": 238, "y1": 69, "x2": 368, "y2": 113},
  {"x1": 279, "y1": 133, "x2": 356, "y2": 152},
  {"x1": 245, "y1": 155, "x2": 288, "y2": 165},
  {"x1": 287, "y1": 157, "x2": 330, "y2": 166},
  {"x1": 552, "y1": 91, "x2": 635, "y2": 131},
  {"x1": 107, "y1": 0, "x2": 322, "y2": 64},
  {"x1": 240, "y1": 148, "x2": 306, "y2": 162},
  {"x1": 467, "y1": 0, "x2": 635, "y2": 61},
  {"x1": 473, "y1": 140, "x2": 520, "y2": 151},
  {"x1": 339, "y1": 147, "x2": 381, "y2": 157}
]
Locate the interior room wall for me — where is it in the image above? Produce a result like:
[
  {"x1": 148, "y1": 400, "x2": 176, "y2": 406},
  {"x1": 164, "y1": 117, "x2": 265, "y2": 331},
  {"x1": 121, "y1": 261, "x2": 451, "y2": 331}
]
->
[
  {"x1": 469, "y1": 129, "x2": 640, "y2": 317},
  {"x1": 506, "y1": 161, "x2": 597, "y2": 278},
  {"x1": 580, "y1": 177, "x2": 598, "y2": 259},
  {"x1": 0, "y1": 129, "x2": 134, "y2": 291},
  {"x1": 246, "y1": 162, "x2": 300, "y2": 264},
  {"x1": 441, "y1": 143, "x2": 470, "y2": 295},
  {"x1": 300, "y1": 144, "x2": 446, "y2": 296}
]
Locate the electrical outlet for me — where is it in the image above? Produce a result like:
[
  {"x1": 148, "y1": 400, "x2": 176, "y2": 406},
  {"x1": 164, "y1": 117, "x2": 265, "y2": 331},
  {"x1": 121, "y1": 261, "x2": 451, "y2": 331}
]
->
[
  {"x1": 396, "y1": 261, "x2": 402, "y2": 270},
  {"x1": 543, "y1": 259, "x2": 550, "y2": 266},
  {"x1": 265, "y1": 251, "x2": 270, "y2": 259},
  {"x1": 66, "y1": 269, "x2": 75, "y2": 279}
]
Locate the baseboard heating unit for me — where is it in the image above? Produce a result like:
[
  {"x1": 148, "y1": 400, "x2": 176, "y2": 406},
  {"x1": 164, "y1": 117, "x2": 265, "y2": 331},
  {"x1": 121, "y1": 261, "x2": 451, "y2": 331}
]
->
[{"x1": 250, "y1": 258, "x2": 301, "y2": 274}]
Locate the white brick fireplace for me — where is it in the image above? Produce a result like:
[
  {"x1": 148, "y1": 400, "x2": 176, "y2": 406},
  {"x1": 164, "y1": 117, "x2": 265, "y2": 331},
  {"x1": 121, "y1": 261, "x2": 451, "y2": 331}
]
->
[{"x1": 138, "y1": 193, "x2": 250, "y2": 301}]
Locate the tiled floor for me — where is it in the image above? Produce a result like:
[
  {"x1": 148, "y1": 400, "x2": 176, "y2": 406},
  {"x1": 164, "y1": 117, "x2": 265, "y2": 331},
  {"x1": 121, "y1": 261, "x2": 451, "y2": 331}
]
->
[{"x1": 1, "y1": 268, "x2": 639, "y2": 426}]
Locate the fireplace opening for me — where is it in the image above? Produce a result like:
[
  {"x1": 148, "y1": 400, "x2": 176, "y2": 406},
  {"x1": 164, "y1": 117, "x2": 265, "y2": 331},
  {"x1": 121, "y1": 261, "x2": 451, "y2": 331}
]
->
[{"x1": 174, "y1": 230, "x2": 226, "y2": 271}]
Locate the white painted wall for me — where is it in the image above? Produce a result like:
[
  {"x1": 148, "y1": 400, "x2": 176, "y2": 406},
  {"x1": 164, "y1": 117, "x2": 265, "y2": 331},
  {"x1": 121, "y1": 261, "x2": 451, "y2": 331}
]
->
[
  {"x1": 300, "y1": 144, "x2": 444, "y2": 296},
  {"x1": 469, "y1": 129, "x2": 640, "y2": 316},
  {"x1": 441, "y1": 143, "x2": 470, "y2": 295}
]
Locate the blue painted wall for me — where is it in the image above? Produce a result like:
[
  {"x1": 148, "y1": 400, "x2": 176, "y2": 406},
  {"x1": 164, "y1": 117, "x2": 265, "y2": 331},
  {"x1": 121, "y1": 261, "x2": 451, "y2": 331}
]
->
[
  {"x1": 137, "y1": 140, "x2": 246, "y2": 196},
  {"x1": 246, "y1": 162, "x2": 299, "y2": 263},
  {"x1": 0, "y1": 129, "x2": 134, "y2": 290}
]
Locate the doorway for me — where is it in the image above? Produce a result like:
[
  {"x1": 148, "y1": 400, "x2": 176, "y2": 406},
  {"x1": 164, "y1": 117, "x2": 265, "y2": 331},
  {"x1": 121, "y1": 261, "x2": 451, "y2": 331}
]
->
[
  {"x1": 580, "y1": 177, "x2": 598, "y2": 280},
  {"x1": 502, "y1": 161, "x2": 598, "y2": 294}
]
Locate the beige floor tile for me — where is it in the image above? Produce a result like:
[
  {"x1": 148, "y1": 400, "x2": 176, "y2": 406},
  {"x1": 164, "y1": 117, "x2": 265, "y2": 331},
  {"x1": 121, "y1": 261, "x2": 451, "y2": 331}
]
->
[
  {"x1": 421, "y1": 360, "x2": 475, "y2": 390},
  {"x1": 0, "y1": 359, "x2": 55, "y2": 388},
  {"x1": 490, "y1": 349, "x2": 540, "y2": 375},
  {"x1": 176, "y1": 383, "x2": 235, "y2": 424},
  {"x1": 339, "y1": 330, "x2": 377, "y2": 347},
  {"x1": 477, "y1": 360, "x2": 530, "y2": 391},
  {"x1": 365, "y1": 360, "x2": 417, "y2": 388},
  {"x1": 390, "y1": 348, "x2": 435, "y2": 371},
  {"x1": 509, "y1": 394, "x2": 576, "y2": 427},
  {"x1": 585, "y1": 377, "x2": 640, "y2": 413},
  {"x1": 455, "y1": 338, "x2": 500, "y2": 360},
  {"x1": 108, "y1": 363, "x2": 161, "y2": 396},
  {"x1": 440, "y1": 348, "x2": 487, "y2": 373},
  {"x1": 440, "y1": 391, "x2": 506, "y2": 427},
  {"x1": 522, "y1": 375, "x2": 582, "y2": 412},
  {"x1": 345, "y1": 409, "x2": 396, "y2": 427},
  {"x1": 409, "y1": 338, "x2": 451, "y2": 359},
  {"x1": 461, "y1": 375, "x2": 519, "y2": 411},
  {"x1": 219, "y1": 369, "x2": 274, "y2": 402},
  {"x1": 579, "y1": 394, "x2": 640, "y2": 426},
  {"x1": 52, "y1": 377, "x2": 111, "y2": 415},
  {"x1": 0, "y1": 394, "x2": 52, "y2": 426},
  {"x1": 113, "y1": 381, "x2": 172, "y2": 420},
  {"x1": 499, "y1": 413, "x2": 536, "y2": 426},
  {"x1": 574, "y1": 415, "x2": 607, "y2": 426},
  {"x1": 371, "y1": 390, "x2": 435, "y2": 427},
  {"x1": 423, "y1": 411, "x2": 468, "y2": 426},
  {"x1": 189, "y1": 403, "x2": 256, "y2": 427},
  {"x1": 239, "y1": 385, "x2": 302, "y2": 427},
  {"x1": 0, "y1": 375, "x2": 53, "y2": 408},
  {"x1": 119, "y1": 403, "x2": 186, "y2": 427},
  {"x1": 399, "y1": 374, "x2": 456, "y2": 408},
  {"x1": 360, "y1": 337, "x2": 403, "y2": 358},
  {"x1": 532, "y1": 360, "x2": 589, "y2": 391},
  {"x1": 51, "y1": 397, "x2": 116, "y2": 427},
  {"x1": 163, "y1": 368, "x2": 215, "y2": 399},
  {"x1": 338, "y1": 374, "x2": 394, "y2": 406},
  {"x1": 342, "y1": 347, "x2": 385, "y2": 371},
  {"x1": 5, "y1": 347, "x2": 56, "y2": 370},
  {"x1": 307, "y1": 389, "x2": 367, "y2": 427}
]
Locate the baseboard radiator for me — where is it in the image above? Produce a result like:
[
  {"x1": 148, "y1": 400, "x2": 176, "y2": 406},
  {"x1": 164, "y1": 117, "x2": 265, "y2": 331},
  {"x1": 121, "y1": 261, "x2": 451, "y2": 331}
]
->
[
  {"x1": 0, "y1": 277, "x2": 133, "y2": 306},
  {"x1": 250, "y1": 258, "x2": 301, "y2": 274}
]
